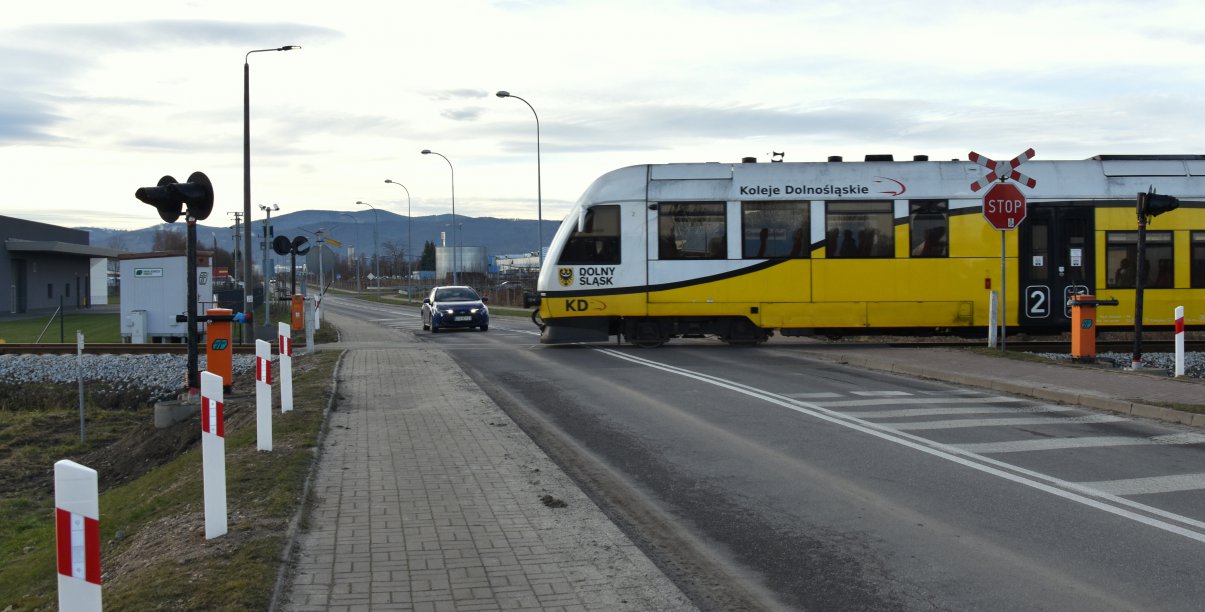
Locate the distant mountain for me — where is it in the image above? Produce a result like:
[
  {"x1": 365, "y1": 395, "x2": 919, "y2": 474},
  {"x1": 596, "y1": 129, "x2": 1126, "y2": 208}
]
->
[{"x1": 80, "y1": 210, "x2": 560, "y2": 260}]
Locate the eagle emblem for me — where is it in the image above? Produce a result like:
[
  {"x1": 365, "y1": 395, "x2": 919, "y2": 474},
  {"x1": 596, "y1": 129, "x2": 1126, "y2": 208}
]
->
[{"x1": 558, "y1": 267, "x2": 574, "y2": 287}]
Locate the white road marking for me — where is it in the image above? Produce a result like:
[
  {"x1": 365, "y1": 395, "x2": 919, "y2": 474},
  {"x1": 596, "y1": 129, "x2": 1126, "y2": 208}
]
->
[
  {"x1": 891, "y1": 414, "x2": 1127, "y2": 431},
  {"x1": 595, "y1": 348, "x2": 1205, "y2": 545},
  {"x1": 783, "y1": 392, "x2": 843, "y2": 399},
  {"x1": 816, "y1": 396, "x2": 1028, "y2": 407},
  {"x1": 1078, "y1": 473, "x2": 1205, "y2": 496},
  {"x1": 847, "y1": 405, "x2": 1071, "y2": 419},
  {"x1": 956, "y1": 433, "x2": 1205, "y2": 454},
  {"x1": 851, "y1": 390, "x2": 913, "y2": 397}
]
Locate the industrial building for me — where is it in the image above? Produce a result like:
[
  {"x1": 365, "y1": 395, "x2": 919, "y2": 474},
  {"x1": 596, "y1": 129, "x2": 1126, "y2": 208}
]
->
[{"x1": 1, "y1": 215, "x2": 119, "y2": 314}]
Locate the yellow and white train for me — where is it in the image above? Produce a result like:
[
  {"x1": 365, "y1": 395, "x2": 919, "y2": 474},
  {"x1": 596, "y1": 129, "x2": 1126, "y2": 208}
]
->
[{"x1": 530, "y1": 155, "x2": 1205, "y2": 346}]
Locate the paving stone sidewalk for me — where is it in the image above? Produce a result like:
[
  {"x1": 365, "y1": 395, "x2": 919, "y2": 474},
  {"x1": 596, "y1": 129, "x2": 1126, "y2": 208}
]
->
[{"x1": 280, "y1": 313, "x2": 693, "y2": 611}]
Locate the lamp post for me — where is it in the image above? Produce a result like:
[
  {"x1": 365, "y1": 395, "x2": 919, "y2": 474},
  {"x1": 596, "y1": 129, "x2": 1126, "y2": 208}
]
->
[
  {"x1": 496, "y1": 90, "x2": 543, "y2": 268},
  {"x1": 258, "y1": 203, "x2": 279, "y2": 327},
  {"x1": 356, "y1": 201, "x2": 380, "y2": 296},
  {"x1": 384, "y1": 179, "x2": 413, "y2": 302},
  {"x1": 421, "y1": 150, "x2": 458, "y2": 285},
  {"x1": 244, "y1": 44, "x2": 299, "y2": 342},
  {"x1": 340, "y1": 212, "x2": 361, "y2": 293}
]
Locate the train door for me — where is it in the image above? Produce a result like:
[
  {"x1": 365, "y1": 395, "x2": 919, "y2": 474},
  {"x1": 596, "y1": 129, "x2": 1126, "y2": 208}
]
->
[{"x1": 1017, "y1": 204, "x2": 1095, "y2": 328}]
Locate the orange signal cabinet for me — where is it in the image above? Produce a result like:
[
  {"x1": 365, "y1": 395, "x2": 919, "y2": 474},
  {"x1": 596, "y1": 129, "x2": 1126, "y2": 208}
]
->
[
  {"x1": 291, "y1": 295, "x2": 305, "y2": 331},
  {"x1": 205, "y1": 308, "x2": 234, "y2": 390},
  {"x1": 1069, "y1": 295, "x2": 1097, "y2": 361}
]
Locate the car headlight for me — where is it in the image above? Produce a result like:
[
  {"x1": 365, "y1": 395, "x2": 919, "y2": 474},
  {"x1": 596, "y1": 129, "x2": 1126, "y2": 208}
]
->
[{"x1": 441, "y1": 308, "x2": 455, "y2": 315}]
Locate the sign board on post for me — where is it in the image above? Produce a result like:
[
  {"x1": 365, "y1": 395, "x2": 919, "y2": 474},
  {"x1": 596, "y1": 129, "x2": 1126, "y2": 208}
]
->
[
  {"x1": 969, "y1": 148, "x2": 1039, "y2": 352},
  {"x1": 983, "y1": 182, "x2": 1027, "y2": 230}
]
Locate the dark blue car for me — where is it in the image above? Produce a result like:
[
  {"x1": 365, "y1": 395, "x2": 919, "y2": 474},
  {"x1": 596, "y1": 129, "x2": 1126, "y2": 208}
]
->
[{"x1": 421, "y1": 286, "x2": 489, "y2": 332}]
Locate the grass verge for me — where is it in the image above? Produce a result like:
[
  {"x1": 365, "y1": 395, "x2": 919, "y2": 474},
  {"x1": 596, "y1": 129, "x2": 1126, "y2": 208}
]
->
[
  {"x1": 0, "y1": 313, "x2": 122, "y2": 343},
  {"x1": 0, "y1": 347, "x2": 340, "y2": 610}
]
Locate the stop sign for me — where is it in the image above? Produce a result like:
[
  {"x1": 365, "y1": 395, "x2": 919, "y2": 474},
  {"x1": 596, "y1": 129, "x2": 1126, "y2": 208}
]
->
[{"x1": 982, "y1": 182, "x2": 1027, "y2": 230}]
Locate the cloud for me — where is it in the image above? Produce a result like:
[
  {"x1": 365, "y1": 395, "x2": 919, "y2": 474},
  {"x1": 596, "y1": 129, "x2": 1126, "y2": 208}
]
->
[
  {"x1": 428, "y1": 89, "x2": 489, "y2": 101},
  {"x1": 441, "y1": 107, "x2": 483, "y2": 121},
  {"x1": 10, "y1": 20, "x2": 341, "y2": 51}
]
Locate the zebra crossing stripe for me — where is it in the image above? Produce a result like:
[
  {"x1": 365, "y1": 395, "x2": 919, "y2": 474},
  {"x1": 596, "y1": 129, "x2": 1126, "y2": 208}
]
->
[{"x1": 1077, "y1": 473, "x2": 1205, "y2": 496}]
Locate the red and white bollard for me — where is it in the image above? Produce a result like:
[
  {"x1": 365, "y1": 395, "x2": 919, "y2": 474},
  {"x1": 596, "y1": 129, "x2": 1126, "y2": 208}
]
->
[
  {"x1": 278, "y1": 322, "x2": 293, "y2": 413},
  {"x1": 1175, "y1": 306, "x2": 1185, "y2": 378},
  {"x1": 255, "y1": 339, "x2": 273, "y2": 451},
  {"x1": 200, "y1": 371, "x2": 227, "y2": 538},
  {"x1": 55, "y1": 459, "x2": 101, "y2": 611}
]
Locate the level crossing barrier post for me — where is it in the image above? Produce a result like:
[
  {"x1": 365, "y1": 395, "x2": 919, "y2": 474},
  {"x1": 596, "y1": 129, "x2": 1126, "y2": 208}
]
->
[
  {"x1": 255, "y1": 339, "x2": 273, "y2": 451},
  {"x1": 1174, "y1": 306, "x2": 1185, "y2": 377},
  {"x1": 200, "y1": 371, "x2": 228, "y2": 538},
  {"x1": 278, "y1": 322, "x2": 294, "y2": 412},
  {"x1": 55, "y1": 459, "x2": 101, "y2": 611}
]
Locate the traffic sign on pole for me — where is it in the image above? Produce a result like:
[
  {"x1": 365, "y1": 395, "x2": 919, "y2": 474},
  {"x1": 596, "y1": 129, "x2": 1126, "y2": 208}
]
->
[{"x1": 983, "y1": 182, "x2": 1027, "y2": 230}]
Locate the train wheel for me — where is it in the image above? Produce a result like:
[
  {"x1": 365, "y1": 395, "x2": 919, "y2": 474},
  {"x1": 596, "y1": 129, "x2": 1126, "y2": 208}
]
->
[
  {"x1": 627, "y1": 319, "x2": 665, "y2": 348},
  {"x1": 722, "y1": 318, "x2": 765, "y2": 346}
]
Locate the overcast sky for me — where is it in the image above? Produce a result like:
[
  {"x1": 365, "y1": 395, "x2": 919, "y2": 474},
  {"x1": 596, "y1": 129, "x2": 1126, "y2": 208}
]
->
[{"x1": 3, "y1": 0, "x2": 1204, "y2": 233}]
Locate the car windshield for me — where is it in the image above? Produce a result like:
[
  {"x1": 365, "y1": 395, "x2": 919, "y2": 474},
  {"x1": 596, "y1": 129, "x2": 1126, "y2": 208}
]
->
[{"x1": 434, "y1": 288, "x2": 480, "y2": 302}]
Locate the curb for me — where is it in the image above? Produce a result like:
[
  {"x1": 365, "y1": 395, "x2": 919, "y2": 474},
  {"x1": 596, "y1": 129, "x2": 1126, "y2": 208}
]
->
[{"x1": 267, "y1": 347, "x2": 348, "y2": 612}]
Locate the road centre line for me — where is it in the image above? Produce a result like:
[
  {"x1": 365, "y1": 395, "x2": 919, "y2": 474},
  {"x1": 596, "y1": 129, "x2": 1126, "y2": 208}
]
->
[{"x1": 594, "y1": 348, "x2": 1205, "y2": 544}]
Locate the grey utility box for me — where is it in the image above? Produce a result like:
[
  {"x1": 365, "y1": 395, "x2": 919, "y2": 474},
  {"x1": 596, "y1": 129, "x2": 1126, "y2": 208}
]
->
[{"x1": 119, "y1": 251, "x2": 213, "y2": 343}]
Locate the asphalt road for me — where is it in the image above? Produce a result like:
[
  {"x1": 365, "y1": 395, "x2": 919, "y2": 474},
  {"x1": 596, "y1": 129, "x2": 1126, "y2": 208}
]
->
[{"x1": 325, "y1": 296, "x2": 1205, "y2": 611}]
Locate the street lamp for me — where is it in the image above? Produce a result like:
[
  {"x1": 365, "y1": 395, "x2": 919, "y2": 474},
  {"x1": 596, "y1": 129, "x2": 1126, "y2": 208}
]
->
[
  {"x1": 340, "y1": 212, "x2": 361, "y2": 293},
  {"x1": 421, "y1": 149, "x2": 458, "y2": 285},
  {"x1": 258, "y1": 203, "x2": 279, "y2": 328},
  {"x1": 496, "y1": 90, "x2": 543, "y2": 268},
  {"x1": 355, "y1": 201, "x2": 380, "y2": 296},
  {"x1": 244, "y1": 44, "x2": 299, "y2": 342},
  {"x1": 384, "y1": 179, "x2": 412, "y2": 301}
]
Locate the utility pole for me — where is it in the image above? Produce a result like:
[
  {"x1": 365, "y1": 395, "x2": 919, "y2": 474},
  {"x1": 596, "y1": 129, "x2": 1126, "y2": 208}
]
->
[{"x1": 228, "y1": 212, "x2": 242, "y2": 283}]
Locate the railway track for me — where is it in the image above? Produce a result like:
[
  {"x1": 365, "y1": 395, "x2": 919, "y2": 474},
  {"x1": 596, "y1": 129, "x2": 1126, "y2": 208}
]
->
[
  {"x1": 0, "y1": 342, "x2": 265, "y2": 355},
  {"x1": 798, "y1": 339, "x2": 1200, "y2": 353},
  {"x1": 0, "y1": 339, "x2": 1195, "y2": 355}
]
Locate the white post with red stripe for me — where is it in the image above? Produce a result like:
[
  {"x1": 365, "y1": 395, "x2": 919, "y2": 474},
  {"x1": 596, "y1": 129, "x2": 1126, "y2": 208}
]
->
[
  {"x1": 1175, "y1": 306, "x2": 1185, "y2": 378},
  {"x1": 278, "y1": 322, "x2": 294, "y2": 413},
  {"x1": 200, "y1": 371, "x2": 228, "y2": 538},
  {"x1": 55, "y1": 459, "x2": 101, "y2": 611},
  {"x1": 255, "y1": 339, "x2": 273, "y2": 451}
]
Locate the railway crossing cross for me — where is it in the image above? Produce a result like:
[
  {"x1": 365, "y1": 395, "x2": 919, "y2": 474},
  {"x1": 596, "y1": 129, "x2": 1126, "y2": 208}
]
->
[{"x1": 968, "y1": 149, "x2": 1039, "y2": 351}]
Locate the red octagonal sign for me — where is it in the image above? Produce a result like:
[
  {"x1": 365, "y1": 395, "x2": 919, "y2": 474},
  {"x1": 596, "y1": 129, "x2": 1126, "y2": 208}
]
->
[{"x1": 982, "y1": 182, "x2": 1027, "y2": 230}]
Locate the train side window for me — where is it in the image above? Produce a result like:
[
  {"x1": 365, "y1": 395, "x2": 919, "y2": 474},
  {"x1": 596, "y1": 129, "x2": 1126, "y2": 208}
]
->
[
  {"x1": 557, "y1": 205, "x2": 621, "y2": 265},
  {"x1": 909, "y1": 200, "x2": 948, "y2": 258},
  {"x1": 658, "y1": 202, "x2": 727, "y2": 260},
  {"x1": 1192, "y1": 231, "x2": 1205, "y2": 288},
  {"x1": 741, "y1": 201, "x2": 809, "y2": 258},
  {"x1": 1105, "y1": 231, "x2": 1174, "y2": 289},
  {"x1": 825, "y1": 201, "x2": 894, "y2": 258}
]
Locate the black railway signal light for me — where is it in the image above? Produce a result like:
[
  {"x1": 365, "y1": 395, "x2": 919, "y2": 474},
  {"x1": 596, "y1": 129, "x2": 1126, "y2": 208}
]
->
[
  {"x1": 134, "y1": 171, "x2": 214, "y2": 222},
  {"x1": 272, "y1": 235, "x2": 292, "y2": 256},
  {"x1": 1138, "y1": 188, "x2": 1180, "y2": 220}
]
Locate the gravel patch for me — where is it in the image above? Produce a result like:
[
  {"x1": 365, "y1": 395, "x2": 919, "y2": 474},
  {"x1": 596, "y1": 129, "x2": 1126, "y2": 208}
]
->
[
  {"x1": 0, "y1": 353, "x2": 262, "y2": 402},
  {"x1": 1035, "y1": 351, "x2": 1205, "y2": 379}
]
